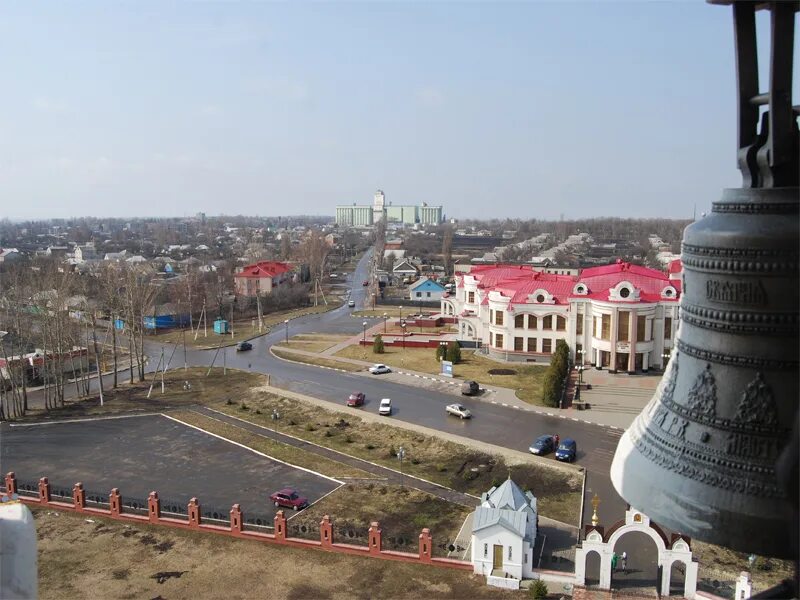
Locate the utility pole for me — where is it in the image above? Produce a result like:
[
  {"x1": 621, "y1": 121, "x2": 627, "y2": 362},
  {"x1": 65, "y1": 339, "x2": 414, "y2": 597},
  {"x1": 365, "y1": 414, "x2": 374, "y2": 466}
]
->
[{"x1": 183, "y1": 328, "x2": 187, "y2": 371}]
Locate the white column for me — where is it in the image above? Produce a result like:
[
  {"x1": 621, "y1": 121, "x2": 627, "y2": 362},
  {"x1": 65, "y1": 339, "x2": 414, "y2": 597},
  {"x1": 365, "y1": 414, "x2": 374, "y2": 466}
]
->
[
  {"x1": 599, "y1": 551, "x2": 613, "y2": 589},
  {"x1": 660, "y1": 560, "x2": 671, "y2": 597},
  {"x1": 734, "y1": 571, "x2": 751, "y2": 600},
  {"x1": 685, "y1": 562, "x2": 700, "y2": 599}
]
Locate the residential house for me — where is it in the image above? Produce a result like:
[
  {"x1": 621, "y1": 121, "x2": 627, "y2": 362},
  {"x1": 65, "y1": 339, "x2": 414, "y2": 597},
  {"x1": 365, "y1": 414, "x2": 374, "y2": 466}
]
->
[
  {"x1": 104, "y1": 250, "x2": 129, "y2": 262},
  {"x1": 408, "y1": 277, "x2": 446, "y2": 302},
  {"x1": 73, "y1": 244, "x2": 98, "y2": 263},
  {"x1": 0, "y1": 248, "x2": 21, "y2": 264},
  {"x1": 471, "y1": 478, "x2": 538, "y2": 581},
  {"x1": 143, "y1": 303, "x2": 190, "y2": 330},
  {"x1": 233, "y1": 261, "x2": 294, "y2": 297},
  {"x1": 391, "y1": 259, "x2": 419, "y2": 280}
]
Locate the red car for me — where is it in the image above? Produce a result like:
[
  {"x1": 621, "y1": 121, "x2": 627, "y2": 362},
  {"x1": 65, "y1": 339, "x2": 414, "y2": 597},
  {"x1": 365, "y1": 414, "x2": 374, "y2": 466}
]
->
[
  {"x1": 347, "y1": 392, "x2": 365, "y2": 407},
  {"x1": 362, "y1": 280, "x2": 369, "y2": 286},
  {"x1": 270, "y1": 488, "x2": 308, "y2": 511}
]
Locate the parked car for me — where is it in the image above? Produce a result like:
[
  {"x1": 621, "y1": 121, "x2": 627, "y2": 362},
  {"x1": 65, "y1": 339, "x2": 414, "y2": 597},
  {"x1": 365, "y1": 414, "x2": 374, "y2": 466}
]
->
[
  {"x1": 348, "y1": 300, "x2": 356, "y2": 308},
  {"x1": 362, "y1": 280, "x2": 369, "y2": 286},
  {"x1": 379, "y1": 398, "x2": 392, "y2": 415},
  {"x1": 555, "y1": 438, "x2": 577, "y2": 462},
  {"x1": 446, "y1": 403, "x2": 472, "y2": 419},
  {"x1": 236, "y1": 341, "x2": 253, "y2": 352},
  {"x1": 369, "y1": 363, "x2": 391, "y2": 374},
  {"x1": 347, "y1": 392, "x2": 365, "y2": 407},
  {"x1": 529, "y1": 435, "x2": 556, "y2": 456},
  {"x1": 461, "y1": 380, "x2": 480, "y2": 396},
  {"x1": 269, "y1": 488, "x2": 308, "y2": 511}
]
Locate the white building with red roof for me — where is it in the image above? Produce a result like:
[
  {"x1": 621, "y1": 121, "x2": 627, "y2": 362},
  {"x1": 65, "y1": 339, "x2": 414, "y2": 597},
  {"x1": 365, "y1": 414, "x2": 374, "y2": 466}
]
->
[
  {"x1": 233, "y1": 261, "x2": 294, "y2": 297},
  {"x1": 442, "y1": 260, "x2": 681, "y2": 373}
]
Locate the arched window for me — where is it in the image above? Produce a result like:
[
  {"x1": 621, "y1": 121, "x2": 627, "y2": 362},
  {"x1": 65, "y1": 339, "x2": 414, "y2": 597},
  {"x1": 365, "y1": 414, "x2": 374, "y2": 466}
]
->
[
  {"x1": 556, "y1": 316, "x2": 566, "y2": 331},
  {"x1": 515, "y1": 314, "x2": 525, "y2": 328},
  {"x1": 543, "y1": 315, "x2": 552, "y2": 330},
  {"x1": 528, "y1": 315, "x2": 537, "y2": 329}
]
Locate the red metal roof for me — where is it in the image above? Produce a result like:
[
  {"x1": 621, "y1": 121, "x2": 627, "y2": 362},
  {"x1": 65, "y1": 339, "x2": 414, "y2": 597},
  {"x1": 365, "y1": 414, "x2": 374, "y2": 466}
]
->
[
  {"x1": 463, "y1": 261, "x2": 679, "y2": 305},
  {"x1": 668, "y1": 258, "x2": 682, "y2": 274},
  {"x1": 235, "y1": 261, "x2": 293, "y2": 279}
]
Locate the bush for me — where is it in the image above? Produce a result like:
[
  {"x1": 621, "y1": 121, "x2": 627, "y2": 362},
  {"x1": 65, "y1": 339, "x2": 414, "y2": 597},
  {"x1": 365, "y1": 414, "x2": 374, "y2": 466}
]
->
[
  {"x1": 345, "y1": 434, "x2": 354, "y2": 443},
  {"x1": 239, "y1": 402, "x2": 249, "y2": 411},
  {"x1": 365, "y1": 443, "x2": 375, "y2": 450},
  {"x1": 373, "y1": 334, "x2": 385, "y2": 354},
  {"x1": 305, "y1": 423, "x2": 317, "y2": 432},
  {"x1": 446, "y1": 342, "x2": 462, "y2": 364},
  {"x1": 435, "y1": 344, "x2": 447, "y2": 361},
  {"x1": 529, "y1": 579, "x2": 548, "y2": 599}
]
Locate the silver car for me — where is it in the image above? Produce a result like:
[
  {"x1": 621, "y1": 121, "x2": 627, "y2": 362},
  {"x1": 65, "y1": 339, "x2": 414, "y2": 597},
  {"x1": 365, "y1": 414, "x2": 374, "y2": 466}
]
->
[{"x1": 446, "y1": 403, "x2": 472, "y2": 419}]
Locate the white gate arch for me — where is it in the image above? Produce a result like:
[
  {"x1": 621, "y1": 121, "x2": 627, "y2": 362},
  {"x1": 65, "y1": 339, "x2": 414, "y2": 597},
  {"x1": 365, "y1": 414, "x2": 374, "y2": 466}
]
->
[{"x1": 575, "y1": 507, "x2": 698, "y2": 598}]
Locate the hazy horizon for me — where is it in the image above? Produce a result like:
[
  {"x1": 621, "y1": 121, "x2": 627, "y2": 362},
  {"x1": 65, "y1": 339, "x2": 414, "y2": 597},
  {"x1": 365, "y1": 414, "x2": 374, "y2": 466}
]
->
[{"x1": 2, "y1": 2, "x2": 795, "y2": 221}]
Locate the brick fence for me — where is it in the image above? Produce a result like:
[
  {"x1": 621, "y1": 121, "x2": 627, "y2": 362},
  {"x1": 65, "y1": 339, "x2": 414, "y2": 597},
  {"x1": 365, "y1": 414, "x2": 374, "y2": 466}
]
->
[{"x1": 3, "y1": 472, "x2": 472, "y2": 572}]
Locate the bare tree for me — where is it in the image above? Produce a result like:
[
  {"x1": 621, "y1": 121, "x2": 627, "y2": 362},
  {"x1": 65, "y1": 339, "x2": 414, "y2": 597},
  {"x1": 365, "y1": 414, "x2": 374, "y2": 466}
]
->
[{"x1": 441, "y1": 226, "x2": 453, "y2": 275}]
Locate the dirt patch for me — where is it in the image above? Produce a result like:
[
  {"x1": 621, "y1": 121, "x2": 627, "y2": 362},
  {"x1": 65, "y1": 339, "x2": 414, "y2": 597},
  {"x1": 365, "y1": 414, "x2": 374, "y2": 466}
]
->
[
  {"x1": 488, "y1": 368, "x2": 517, "y2": 375},
  {"x1": 33, "y1": 507, "x2": 513, "y2": 600},
  {"x1": 289, "y1": 484, "x2": 471, "y2": 556}
]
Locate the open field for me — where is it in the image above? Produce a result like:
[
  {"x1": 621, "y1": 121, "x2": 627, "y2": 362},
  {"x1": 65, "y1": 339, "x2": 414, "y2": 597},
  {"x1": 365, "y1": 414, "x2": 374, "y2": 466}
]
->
[
  {"x1": 16, "y1": 367, "x2": 265, "y2": 422},
  {"x1": 288, "y1": 483, "x2": 472, "y2": 556},
  {"x1": 271, "y1": 348, "x2": 364, "y2": 372},
  {"x1": 167, "y1": 409, "x2": 372, "y2": 480},
  {"x1": 150, "y1": 301, "x2": 342, "y2": 349},
  {"x1": 334, "y1": 345, "x2": 548, "y2": 405},
  {"x1": 275, "y1": 333, "x2": 351, "y2": 354},
  {"x1": 33, "y1": 507, "x2": 512, "y2": 600},
  {"x1": 217, "y1": 390, "x2": 583, "y2": 525}
]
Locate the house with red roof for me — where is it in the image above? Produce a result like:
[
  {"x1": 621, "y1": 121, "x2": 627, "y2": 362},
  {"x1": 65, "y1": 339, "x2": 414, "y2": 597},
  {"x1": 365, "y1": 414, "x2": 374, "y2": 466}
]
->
[
  {"x1": 234, "y1": 261, "x2": 294, "y2": 297},
  {"x1": 442, "y1": 260, "x2": 681, "y2": 373}
]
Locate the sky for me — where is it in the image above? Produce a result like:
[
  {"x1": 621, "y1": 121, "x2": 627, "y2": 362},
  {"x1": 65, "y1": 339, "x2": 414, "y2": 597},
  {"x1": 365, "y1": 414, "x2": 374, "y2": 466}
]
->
[{"x1": 0, "y1": 2, "x2": 796, "y2": 221}]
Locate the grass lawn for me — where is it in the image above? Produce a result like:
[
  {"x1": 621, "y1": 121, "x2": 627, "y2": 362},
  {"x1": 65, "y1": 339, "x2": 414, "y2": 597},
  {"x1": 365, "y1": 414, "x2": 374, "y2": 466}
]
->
[
  {"x1": 335, "y1": 345, "x2": 548, "y2": 405},
  {"x1": 352, "y1": 307, "x2": 437, "y2": 318},
  {"x1": 289, "y1": 484, "x2": 472, "y2": 557},
  {"x1": 214, "y1": 391, "x2": 583, "y2": 525},
  {"x1": 275, "y1": 333, "x2": 351, "y2": 353},
  {"x1": 32, "y1": 507, "x2": 514, "y2": 600},
  {"x1": 167, "y1": 409, "x2": 372, "y2": 480},
  {"x1": 17, "y1": 367, "x2": 265, "y2": 422},
  {"x1": 149, "y1": 301, "x2": 342, "y2": 350},
  {"x1": 271, "y1": 347, "x2": 364, "y2": 372}
]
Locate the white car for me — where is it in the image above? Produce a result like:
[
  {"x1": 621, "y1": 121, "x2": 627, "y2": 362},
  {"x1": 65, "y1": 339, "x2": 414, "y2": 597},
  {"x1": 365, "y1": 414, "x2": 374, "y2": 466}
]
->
[
  {"x1": 369, "y1": 364, "x2": 391, "y2": 374},
  {"x1": 379, "y1": 398, "x2": 392, "y2": 416},
  {"x1": 348, "y1": 300, "x2": 356, "y2": 308},
  {"x1": 446, "y1": 403, "x2": 472, "y2": 419}
]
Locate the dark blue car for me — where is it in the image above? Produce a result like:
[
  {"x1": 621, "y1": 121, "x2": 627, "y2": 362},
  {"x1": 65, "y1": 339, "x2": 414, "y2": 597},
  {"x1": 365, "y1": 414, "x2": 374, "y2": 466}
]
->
[{"x1": 555, "y1": 438, "x2": 577, "y2": 462}]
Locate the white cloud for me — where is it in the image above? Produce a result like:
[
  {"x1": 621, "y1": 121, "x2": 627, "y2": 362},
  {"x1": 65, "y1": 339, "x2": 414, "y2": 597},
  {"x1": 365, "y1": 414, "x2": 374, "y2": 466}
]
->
[
  {"x1": 415, "y1": 87, "x2": 445, "y2": 108},
  {"x1": 32, "y1": 96, "x2": 67, "y2": 114}
]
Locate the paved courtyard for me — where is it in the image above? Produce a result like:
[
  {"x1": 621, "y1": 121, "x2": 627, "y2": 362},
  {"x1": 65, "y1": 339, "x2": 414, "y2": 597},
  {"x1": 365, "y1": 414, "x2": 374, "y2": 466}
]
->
[{"x1": 0, "y1": 414, "x2": 340, "y2": 523}]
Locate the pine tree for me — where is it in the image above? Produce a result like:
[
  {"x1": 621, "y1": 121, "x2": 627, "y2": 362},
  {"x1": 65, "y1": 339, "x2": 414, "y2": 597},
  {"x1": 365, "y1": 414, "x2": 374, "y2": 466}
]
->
[{"x1": 373, "y1": 334, "x2": 385, "y2": 354}]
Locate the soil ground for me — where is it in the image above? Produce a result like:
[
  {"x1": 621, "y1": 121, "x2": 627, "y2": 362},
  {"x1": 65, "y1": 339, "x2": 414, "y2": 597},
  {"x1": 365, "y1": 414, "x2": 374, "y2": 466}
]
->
[
  {"x1": 32, "y1": 507, "x2": 515, "y2": 600},
  {"x1": 287, "y1": 483, "x2": 471, "y2": 557},
  {"x1": 271, "y1": 348, "x2": 364, "y2": 372},
  {"x1": 274, "y1": 333, "x2": 351, "y2": 354}
]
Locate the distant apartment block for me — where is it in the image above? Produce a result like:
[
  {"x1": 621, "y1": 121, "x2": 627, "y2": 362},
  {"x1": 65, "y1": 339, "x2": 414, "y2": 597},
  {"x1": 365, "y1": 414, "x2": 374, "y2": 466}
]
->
[{"x1": 335, "y1": 190, "x2": 443, "y2": 227}]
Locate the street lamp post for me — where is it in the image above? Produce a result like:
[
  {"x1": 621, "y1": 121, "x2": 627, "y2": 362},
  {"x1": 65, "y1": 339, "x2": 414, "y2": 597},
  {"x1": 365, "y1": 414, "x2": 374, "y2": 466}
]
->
[
  {"x1": 397, "y1": 446, "x2": 406, "y2": 487},
  {"x1": 284, "y1": 319, "x2": 289, "y2": 344},
  {"x1": 271, "y1": 409, "x2": 280, "y2": 444},
  {"x1": 401, "y1": 322, "x2": 407, "y2": 366},
  {"x1": 661, "y1": 350, "x2": 671, "y2": 370},
  {"x1": 362, "y1": 321, "x2": 368, "y2": 359},
  {"x1": 399, "y1": 305, "x2": 403, "y2": 324},
  {"x1": 383, "y1": 312, "x2": 388, "y2": 334},
  {"x1": 372, "y1": 293, "x2": 376, "y2": 310}
]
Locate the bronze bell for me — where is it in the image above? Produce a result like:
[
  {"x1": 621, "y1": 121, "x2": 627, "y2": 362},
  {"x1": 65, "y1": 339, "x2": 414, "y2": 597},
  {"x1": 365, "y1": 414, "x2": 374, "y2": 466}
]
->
[{"x1": 611, "y1": 0, "x2": 798, "y2": 559}]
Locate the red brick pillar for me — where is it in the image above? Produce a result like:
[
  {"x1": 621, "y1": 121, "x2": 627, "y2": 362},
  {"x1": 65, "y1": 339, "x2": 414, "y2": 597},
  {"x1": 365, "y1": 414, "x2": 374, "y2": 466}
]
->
[
  {"x1": 109, "y1": 488, "x2": 121, "y2": 517},
  {"x1": 4, "y1": 472, "x2": 17, "y2": 496},
  {"x1": 188, "y1": 497, "x2": 201, "y2": 528},
  {"x1": 368, "y1": 521, "x2": 382, "y2": 556},
  {"x1": 148, "y1": 492, "x2": 161, "y2": 524},
  {"x1": 419, "y1": 528, "x2": 432, "y2": 563},
  {"x1": 38, "y1": 477, "x2": 51, "y2": 504},
  {"x1": 274, "y1": 510, "x2": 287, "y2": 542},
  {"x1": 320, "y1": 515, "x2": 333, "y2": 548},
  {"x1": 73, "y1": 483, "x2": 86, "y2": 511},
  {"x1": 230, "y1": 504, "x2": 243, "y2": 536}
]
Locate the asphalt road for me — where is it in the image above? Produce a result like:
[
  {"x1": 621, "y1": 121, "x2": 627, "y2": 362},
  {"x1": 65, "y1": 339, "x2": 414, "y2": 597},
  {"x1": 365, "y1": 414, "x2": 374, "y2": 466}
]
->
[{"x1": 0, "y1": 414, "x2": 340, "y2": 522}]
